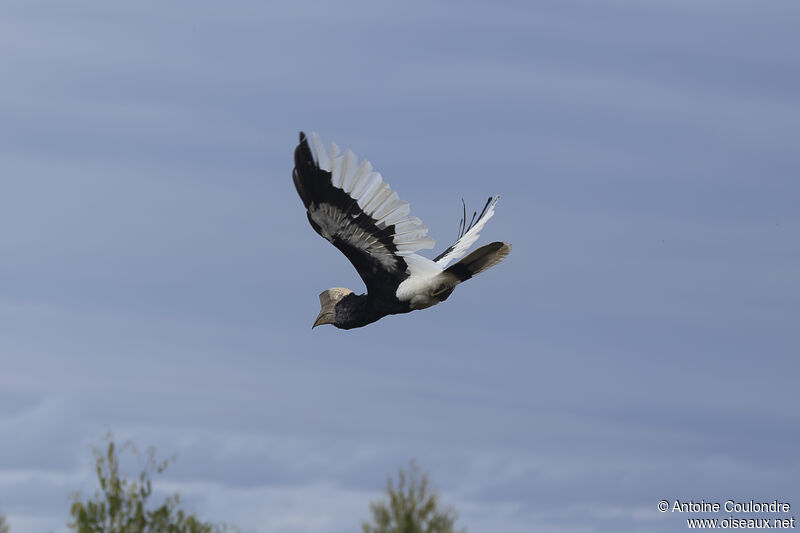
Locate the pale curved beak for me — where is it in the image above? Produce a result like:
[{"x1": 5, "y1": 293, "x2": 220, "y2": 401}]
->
[{"x1": 312, "y1": 311, "x2": 334, "y2": 329}]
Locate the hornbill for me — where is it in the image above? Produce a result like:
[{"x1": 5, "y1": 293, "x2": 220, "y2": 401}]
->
[{"x1": 293, "y1": 132, "x2": 511, "y2": 329}]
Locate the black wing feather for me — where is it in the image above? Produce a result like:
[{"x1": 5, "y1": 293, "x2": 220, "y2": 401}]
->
[{"x1": 293, "y1": 132, "x2": 410, "y2": 296}]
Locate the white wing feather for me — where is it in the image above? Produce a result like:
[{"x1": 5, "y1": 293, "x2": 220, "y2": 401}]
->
[
  {"x1": 306, "y1": 133, "x2": 504, "y2": 306},
  {"x1": 308, "y1": 132, "x2": 435, "y2": 254}
]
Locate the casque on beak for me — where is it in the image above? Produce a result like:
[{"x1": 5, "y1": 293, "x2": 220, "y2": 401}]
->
[
  {"x1": 312, "y1": 287, "x2": 352, "y2": 329},
  {"x1": 312, "y1": 310, "x2": 334, "y2": 329}
]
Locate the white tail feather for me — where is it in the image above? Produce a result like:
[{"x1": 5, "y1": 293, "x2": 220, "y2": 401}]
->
[{"x1": 435, "y1": 196, "x2": 499, "y2": 268}]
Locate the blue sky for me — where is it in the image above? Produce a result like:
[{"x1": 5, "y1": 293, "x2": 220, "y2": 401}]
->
[{"x1": 1, "y1": 1, "x2": 798, "y2": 532}]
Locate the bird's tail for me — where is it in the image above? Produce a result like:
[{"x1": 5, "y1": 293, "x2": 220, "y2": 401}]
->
[{"x1": 443, "y1": 241, "x2": 511, "y2": 282}]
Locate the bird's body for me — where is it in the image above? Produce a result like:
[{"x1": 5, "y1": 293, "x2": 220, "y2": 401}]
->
[
  {"x1": 330, "y1": 292, "x2": 411, "y2": 330},
  {"x1": 293, "y1": 132, "x2": 510, "y2": 329}
]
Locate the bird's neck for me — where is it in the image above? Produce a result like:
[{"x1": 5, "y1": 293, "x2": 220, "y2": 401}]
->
[{"x1": 335, "y1": 293, "x2": 410, "y2": 329}]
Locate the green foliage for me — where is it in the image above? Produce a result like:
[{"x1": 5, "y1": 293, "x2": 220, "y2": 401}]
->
[
  {"x1": 0, "y1": 510, "x2": 9, "y2": 533},
  {"x1": 69, "y1": 433, "x2": 233, "y2": 533},
  {"x1": 362, "y1": 461, "x2": 465, "y2": 533}
]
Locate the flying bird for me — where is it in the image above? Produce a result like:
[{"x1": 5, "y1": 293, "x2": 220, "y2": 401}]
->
[{"x1": 293, "y1": 132, "x2": 511, "y2": 329}]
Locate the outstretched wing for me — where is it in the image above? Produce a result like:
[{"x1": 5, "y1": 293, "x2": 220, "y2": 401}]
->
[
  {"x1": 434, "y1": 196, "x2": 499, "y2": 268},
  {"x1": 293, "y1": 132, "x2": 435, "y2": 296}
]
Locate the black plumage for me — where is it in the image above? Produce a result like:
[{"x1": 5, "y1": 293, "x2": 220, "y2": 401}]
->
[
  {"x1": 293, "y1": 134, "x2": 409, "y2": 297},
  {"x1": 292, "y1": 131, "x2": 511, "y2": 329}
]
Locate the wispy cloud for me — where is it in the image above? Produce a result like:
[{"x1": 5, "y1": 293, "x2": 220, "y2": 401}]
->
[{"x1": 1, "y1": 1, "x2": 798, "y2": 532}]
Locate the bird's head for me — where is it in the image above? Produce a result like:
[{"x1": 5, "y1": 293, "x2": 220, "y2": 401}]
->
[{"x1": 312, "y1": 288, "x2": 354, "y2": 328}]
